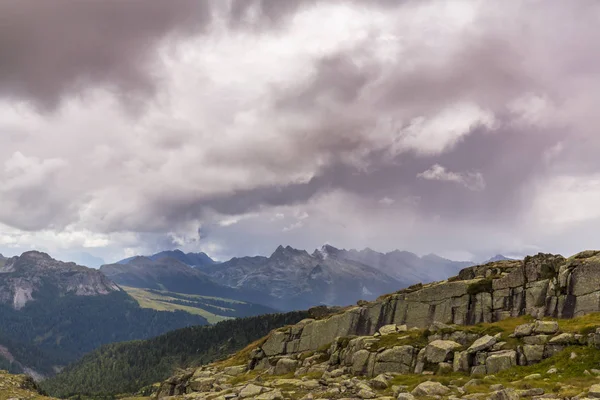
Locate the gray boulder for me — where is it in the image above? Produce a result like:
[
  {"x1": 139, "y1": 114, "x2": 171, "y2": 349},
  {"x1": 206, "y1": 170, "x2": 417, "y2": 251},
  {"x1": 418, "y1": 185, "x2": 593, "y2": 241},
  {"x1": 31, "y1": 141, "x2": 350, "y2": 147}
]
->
[
  {"x1": 411, "y1": 381, "x2": 450, "y2": 396},
  {"x1": 424, "y1": 340, "x2": 462, "y2": 363},
  {"x1": 352, "y1": 350, "x2": 373, "y2": 375},
  {"x1": 467, "y1": 335, "x2": 496, "y2": 353},
  {"x1": 488, "y1": 388, "x2": 519, "y2": 400},
  {"x1": 485, "y1": 350, "x2": 517, "y2": 374},
  {"x1": 523, "y1": 345, "x2": 544, "y2": 364},
  {"x1": 549, "y1": 332, "x2": 576, "y2": 345},
  {"x1": 397, "y1": 393, "x2": 416, "y2": 400},
  {"x1": 533, "y1": 320, "x2": 559, "y2": 334},
  {"x1": 514, "y1": 323, "x2": 535, "y2": 337},
  {"x1": 274, "y1": 358, "x2": 298, "y2": 375}
]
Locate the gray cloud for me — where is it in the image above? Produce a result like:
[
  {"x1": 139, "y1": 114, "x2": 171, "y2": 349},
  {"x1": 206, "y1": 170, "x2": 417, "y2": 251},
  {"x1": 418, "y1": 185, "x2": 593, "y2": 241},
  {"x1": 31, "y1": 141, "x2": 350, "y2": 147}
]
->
[
  {"x1": 2, "y1": 0, "x2": 600, "y2": 262},
  {"x1": 0, "y1": 0, "x2": 209, "y2": 109}
]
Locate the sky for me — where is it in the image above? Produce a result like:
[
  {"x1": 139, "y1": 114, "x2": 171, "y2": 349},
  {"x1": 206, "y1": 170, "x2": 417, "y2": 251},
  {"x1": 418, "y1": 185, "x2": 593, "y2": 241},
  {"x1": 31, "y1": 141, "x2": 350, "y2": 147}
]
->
[{"x1": 1, "y1": 0, "x2": 600, "y2": 266}]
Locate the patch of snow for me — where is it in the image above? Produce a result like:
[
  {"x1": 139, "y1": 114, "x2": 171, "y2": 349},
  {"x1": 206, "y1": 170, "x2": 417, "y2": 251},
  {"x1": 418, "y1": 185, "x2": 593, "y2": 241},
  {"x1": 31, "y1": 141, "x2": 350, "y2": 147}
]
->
[
  {"x1": 362, "y1": 286, "x2": 373, "y2": 296},
  {"x1": 13, "y1": 287, "x2": 33, "y2": 310}
]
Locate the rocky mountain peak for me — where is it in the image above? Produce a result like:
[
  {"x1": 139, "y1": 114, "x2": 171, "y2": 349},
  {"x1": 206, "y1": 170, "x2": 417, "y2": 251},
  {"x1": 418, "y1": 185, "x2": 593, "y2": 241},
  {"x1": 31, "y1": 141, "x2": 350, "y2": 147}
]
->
[
  {"x1": 0, "y1": 251, "x2": 120, "y2": 310},
  {"x1": 312, "y1": 244, "x2": 342, "y2": 260},
  {"x1": 271, "y1": 245, "x2": 310, "y2": 260}
]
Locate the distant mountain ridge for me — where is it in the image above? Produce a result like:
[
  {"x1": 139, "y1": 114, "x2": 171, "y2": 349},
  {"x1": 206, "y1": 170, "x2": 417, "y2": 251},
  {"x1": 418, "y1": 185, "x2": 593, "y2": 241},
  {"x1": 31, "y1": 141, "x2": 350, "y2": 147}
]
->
[
  {"x1": 112, "y1": 245, "x2": 488, "y2": 311},
  {"x1": 117, "y1": 249, "x2": 216, "y2": 267},
  {"x1": 323, "y1": 245, "x2": 473, "y2": 285},
  {"x1": 200, "y1": 245, "x2": 404, "y2": 310}
]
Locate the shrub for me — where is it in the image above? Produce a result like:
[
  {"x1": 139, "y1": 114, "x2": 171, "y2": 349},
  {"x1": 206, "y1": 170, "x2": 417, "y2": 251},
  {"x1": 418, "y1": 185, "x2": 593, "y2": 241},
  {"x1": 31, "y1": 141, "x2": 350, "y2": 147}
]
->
[{"x1": 467, "y1": 279, "x2": 493, "y2": 295}]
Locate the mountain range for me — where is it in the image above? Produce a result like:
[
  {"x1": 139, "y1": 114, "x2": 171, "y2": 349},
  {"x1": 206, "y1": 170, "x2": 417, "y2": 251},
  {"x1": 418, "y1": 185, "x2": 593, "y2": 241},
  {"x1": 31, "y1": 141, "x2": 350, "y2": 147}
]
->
[
  {"x1": 0, "y1": 245, "x2": 509, "y2": 382},
  {"x1": 107, "y1": 244, "x2": 478, "y2": 311}
]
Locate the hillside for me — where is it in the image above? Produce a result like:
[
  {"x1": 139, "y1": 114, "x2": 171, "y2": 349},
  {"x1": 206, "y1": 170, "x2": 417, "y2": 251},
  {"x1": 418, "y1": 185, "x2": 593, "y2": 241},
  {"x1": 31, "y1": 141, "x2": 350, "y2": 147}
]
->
[
  {"x1": 0, "y1": 251, "x2": 207, "y2": 378},
  {"x1": 40, "y1": 309, "x2": 314, "y2": 397}
]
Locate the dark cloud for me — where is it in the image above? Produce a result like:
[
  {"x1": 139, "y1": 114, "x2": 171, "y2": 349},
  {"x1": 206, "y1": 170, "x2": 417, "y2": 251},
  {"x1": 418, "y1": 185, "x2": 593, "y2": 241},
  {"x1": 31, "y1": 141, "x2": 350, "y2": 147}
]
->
[
  {"x1": 2, "y1": 0, "x2": 600, "y2": 262},
  {"x1": 0, "y1": 0, "x2": 209, "y2": 109}
]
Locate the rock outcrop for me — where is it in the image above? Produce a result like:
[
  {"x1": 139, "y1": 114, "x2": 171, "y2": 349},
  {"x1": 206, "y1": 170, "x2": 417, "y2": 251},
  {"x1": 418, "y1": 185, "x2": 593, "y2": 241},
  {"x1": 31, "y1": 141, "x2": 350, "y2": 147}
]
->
[
  {"x1": 157, "y1": 318, "x2": 600, "y2": 399},
  {"x1": 257, "y1": 251, "x2": 600, "y2": 358}
]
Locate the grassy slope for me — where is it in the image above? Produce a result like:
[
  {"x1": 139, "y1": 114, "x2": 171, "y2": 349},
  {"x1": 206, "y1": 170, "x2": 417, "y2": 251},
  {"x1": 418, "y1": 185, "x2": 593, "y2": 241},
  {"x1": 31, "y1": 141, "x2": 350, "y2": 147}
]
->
[
  {"x1": 0, "y1": 370, "x2": 54, "y2": 400},
  {"x1": 122, "y1": 286, "x2": 233, "y2": 324}
]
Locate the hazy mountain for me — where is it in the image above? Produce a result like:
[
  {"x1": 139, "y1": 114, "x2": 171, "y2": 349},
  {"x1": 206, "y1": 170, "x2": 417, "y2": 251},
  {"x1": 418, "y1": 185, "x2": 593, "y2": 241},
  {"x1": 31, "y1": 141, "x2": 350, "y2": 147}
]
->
[
  {"x1": 100, "y1": 256, "x2": 278, "y2": 309},
  {"x1": 201, "y1": 245, "x2": 404, "y2": 310},
  {"x1": 117, "y1": 249, "x2": 216, "y2": 267},
  {"x1": 0, "y1": 251, "x2": 206, "y2": 378},
  {"x1": 484, "y1": 254, "x2": 516, "y2": 263},
  {"x1": 335, "y1": 246, "x2": 473, "y2": 284}
]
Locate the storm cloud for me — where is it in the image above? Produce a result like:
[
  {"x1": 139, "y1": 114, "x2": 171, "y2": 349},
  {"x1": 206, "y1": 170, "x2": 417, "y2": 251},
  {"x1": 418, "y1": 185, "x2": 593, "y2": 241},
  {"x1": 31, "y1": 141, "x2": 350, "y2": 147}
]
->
[{"x1": 1, "y1": 0, "x2": 600, "y2": 263}]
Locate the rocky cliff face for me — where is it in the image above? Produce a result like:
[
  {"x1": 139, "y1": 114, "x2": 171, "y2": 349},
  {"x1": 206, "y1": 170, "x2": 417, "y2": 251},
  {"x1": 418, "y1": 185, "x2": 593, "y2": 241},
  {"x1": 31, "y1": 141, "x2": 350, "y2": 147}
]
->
[
  {"x1": 257, "y1": 250, "x2": 600, "y2": 358},
  {"x1": 0, "y1": 251, "x2": 120, "y2": 309}
]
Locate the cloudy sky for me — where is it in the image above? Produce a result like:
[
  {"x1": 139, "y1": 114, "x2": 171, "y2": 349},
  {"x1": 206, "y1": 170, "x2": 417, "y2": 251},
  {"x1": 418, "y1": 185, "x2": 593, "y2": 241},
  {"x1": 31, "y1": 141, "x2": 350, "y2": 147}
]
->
[{"x1": 1, "y1": 0, "x2": 600, "y2": 265}]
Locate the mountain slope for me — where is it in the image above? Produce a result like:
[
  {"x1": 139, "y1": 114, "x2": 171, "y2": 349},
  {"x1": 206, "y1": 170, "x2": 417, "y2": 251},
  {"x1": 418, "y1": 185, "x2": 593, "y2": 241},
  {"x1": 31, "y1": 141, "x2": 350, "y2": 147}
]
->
[
  {"x1": 40, "y1": 309, "x2": 312, "y2": 398},
  {"x1": 100, "y1": 256, "x2": 279, "y2": 310},
  {"x1": 201, "y1": 245, "x2": 403, "y2": 310},
  {"x1": 0, "y1": 251, "x2": 207, "y2": 377}
]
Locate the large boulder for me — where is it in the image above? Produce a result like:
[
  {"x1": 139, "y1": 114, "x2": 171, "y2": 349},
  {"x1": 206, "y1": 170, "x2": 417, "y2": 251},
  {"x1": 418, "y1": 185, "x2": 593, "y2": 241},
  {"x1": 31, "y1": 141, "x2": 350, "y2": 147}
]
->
[
  {"x1": 549, "y1": 333, "x2": 577, "y2": 345},
  {"x1": 467, "y1": 335, "x2": 496, "y2": 353},
  {"x1": 274, "y1": 358, "x2": 298, "y2": 375},
  {"x1": 188, "y1": 377, "x2": 215, "y2": 392},
  {"x1": 373, "y1": 346, "x2": 414, "y2": 375},
  {"x1": 514, "y1": 323, "x2": 535, "y2": 337},
  {"x1": 262, "y1": 331, "x2": 289, "y2": 356},
  {"x1": 453, "y1": 351, "x2": 470, "y2": 373},
  {"x1": 489, "y1": 388, "x2": 520, "y2": 400},
  {"x1": 352, "y1": 350, "x2": 374, "y2": 375},
  {"x1": 411, "y1": 381, "x2": 450, "y2": 397},
  {"x1": 485, "y1": 350, "x2": 517, "y2": 374},
  {"x1": 523, "y1": 345, "x2": 544, "y2": 364},
  {"x1": 424, "y1": 340, "x2": 462, "y2": 363},
  {"x1": 533, "y1": 320, "x2": 559, "y2": 334},
  {"x1": 240, "y1": 383, "x2": 264, "y2": 398}
]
